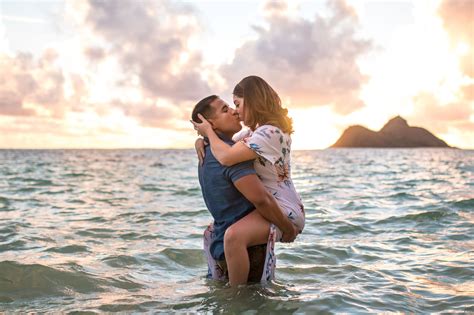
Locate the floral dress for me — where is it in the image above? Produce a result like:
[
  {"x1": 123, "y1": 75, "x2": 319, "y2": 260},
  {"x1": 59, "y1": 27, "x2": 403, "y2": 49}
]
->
[
  {"x1": 234, "y1": 125, "x2": 305, "y2": 237},
  {"x1": 204, "y1": 125, "x2": 305, "y2": 284},
  {"x1": 203, "y1": 222, "x2": 277, "y2": 283},
  {"x1": 233, "y1": 125, "x2": 305, "y2": 281}
]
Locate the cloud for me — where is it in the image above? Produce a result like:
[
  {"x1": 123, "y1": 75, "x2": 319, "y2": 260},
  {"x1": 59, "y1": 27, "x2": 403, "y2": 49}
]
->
[
  {"x1": 439, "y1": 0, "x2": 474, "y2": 78},
  {"x1": 439, "y1": 0, "x2": 473, "y2": 44},
  {"x1": 461, "y1": 84, "x2": 473, "y2": 101},
  {"x1": 113, "y1": 99, "x2": 183, "y2": 129},
  {"x1": 76, "y1": 0, "x2": 212, "y2": 103},
  {"x1": 410, "y1": 92, "x2": 473, "y2": 134},
  {"x1": 420, "y1": 0, "x2": 474, "y2": 142},
  {"x1": 263, "y1": 0, "x2": 291, "y2": 17},
  {"x1": 0, "y1": 49, "x2": 66, "y2": 118},
  {"x1": 83, "y1": 46, "x2": 106, "y2": 61},
  {"x1": 0, "y1": 91, "x2": 35, "y2": 116},
  {"x1": 220, "y1": 0, "x2": 371, "y2": 114},
  {"x1": 2, "y1": 0, "x2": 213, "y2": 134}
]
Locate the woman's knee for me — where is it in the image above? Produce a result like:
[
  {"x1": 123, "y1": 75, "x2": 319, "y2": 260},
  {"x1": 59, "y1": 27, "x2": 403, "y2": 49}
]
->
[{"x1": 224, "y1": 225, "x2": 242, "y2": 248}]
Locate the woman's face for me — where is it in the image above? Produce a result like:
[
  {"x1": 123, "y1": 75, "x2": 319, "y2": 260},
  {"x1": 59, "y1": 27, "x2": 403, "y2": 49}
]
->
[{"x1": 233, "y1": 95, "x2": 245, "y2": 122}]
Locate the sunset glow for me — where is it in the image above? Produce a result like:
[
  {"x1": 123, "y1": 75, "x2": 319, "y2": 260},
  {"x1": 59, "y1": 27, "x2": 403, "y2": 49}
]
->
[{"x1": 0, "y1": 0, "x2": 473, "y2": 149}]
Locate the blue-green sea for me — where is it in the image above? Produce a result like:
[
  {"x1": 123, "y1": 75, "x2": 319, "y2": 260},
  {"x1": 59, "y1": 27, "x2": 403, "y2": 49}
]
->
[{"x1": 0, "y1": 149, "x2": 472, "y2": 313}]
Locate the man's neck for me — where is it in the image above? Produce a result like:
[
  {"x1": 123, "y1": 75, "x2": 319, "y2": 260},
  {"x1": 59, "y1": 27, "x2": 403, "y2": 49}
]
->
[{"x1": 215, "y1": 131, "x2": 233, "y2": 141}]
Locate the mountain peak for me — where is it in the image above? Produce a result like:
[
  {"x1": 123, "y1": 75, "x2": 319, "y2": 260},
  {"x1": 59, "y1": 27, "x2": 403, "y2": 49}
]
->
[
  {"x1": 381, "y1": 116, "x2": 409, "y2": 133},
  {"x1": 331, "y1": 116, "x2": 451, "y2": 148}
]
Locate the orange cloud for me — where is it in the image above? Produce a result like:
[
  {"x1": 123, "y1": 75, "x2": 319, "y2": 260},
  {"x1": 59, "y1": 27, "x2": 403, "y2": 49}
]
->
[
  {"x1": 0, "y1": 49, "x2": 66, "y2": 117},
  {"x1": 461, "y1": 84, "x2": 474, "y2": 101},
  {"x1": 78, "y1": 0, "x2": 212, "y2": 103},
  {"x1": 410, "y1": 92, "x2": 473, "y2": 134},
  {"x1": 418, "y1": 0, "x2": 474, "y2": 142},
  {"x1": 220, "y1": 0, "x2": 371, "y2": 114},
  {"x1": 439, "y1": 0, "x2": 474, "y2": 84},
  {"x1": 2, "y1": 0, "x2": 217, "y2": 136},
  {"x1": 439, "y1": 0, "x2": 474, "y2": 46}
]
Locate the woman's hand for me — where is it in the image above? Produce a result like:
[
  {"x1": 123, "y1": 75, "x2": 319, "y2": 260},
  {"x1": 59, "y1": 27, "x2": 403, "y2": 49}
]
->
[
  {"x1": 190, "y1": 114, "x2": 213, "y2": 138},
  {"x1": 195, "y1": 138, "x2": 206, "y2": 165}
]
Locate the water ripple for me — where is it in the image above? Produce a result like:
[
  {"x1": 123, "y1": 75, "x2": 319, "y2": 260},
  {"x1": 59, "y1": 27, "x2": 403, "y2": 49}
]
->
[{"x1": 0, "y1": 148, "x2": 472, "y2": 312}]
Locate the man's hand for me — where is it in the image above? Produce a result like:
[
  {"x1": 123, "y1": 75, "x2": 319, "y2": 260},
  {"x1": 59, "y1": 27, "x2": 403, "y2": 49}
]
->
[
  {"x1": 195, "y1": 138, "x2": 206, "y2": 165},
  {"x1": 281, "y1": 223, "x2": 298, "y2": 243}
]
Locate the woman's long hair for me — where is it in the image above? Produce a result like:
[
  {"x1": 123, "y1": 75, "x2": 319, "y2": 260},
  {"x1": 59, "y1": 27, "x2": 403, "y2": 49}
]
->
[{"x1": 233, "y1": 76, "x2": 294, "y2": 134}]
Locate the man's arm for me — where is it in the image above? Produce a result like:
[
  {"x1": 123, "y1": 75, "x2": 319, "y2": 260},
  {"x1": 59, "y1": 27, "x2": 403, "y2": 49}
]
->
[{"x1": 233, "y1": 174, "x2": 297, "y2": 242}]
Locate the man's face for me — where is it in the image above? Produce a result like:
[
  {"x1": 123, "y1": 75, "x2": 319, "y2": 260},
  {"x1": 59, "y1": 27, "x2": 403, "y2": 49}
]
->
[{"x1": 208, "y1": 97, "x2": 242, "y2": 135}]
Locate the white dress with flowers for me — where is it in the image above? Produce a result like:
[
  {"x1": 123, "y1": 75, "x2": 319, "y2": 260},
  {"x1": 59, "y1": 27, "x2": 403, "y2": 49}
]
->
[{"x1": 233, "y1": 125, "x2": 305, "y2": 237}]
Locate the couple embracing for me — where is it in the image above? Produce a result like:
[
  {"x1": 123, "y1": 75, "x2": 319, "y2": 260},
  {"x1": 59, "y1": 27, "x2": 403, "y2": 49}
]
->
[{"x1": 191, "y1": 76, "x2": 305, "y2": 286}]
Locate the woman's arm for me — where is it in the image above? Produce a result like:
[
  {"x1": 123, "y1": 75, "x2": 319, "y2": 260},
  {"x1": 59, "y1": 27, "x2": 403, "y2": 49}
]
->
[
  {"x1": 192, "y1": 114, "x2": 258, "y2": 166},
  {"x1": 206, "y1": 130, "x2": 257, "y2": 166},
  {"x1": 194, "y1": 138, "x2": 206, "y2": 166}
]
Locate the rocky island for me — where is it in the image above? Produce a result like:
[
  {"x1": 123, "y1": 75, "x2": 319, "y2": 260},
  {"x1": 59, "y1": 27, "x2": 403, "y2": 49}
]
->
[{"x1": 331, "y1": 116, "x2": 451, "y2": 148}]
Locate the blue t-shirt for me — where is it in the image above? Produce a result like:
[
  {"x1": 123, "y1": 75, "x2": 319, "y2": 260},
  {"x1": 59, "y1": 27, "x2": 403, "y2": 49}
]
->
[{"x1": 198, "y1": 137, "x2": 256, "y2": 260}]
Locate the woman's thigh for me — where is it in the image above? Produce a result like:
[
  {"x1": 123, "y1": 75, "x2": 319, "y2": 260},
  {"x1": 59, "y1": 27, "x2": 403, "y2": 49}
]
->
[{"x1": 225, "y1": 210, "x2": 271, "y2": 247}]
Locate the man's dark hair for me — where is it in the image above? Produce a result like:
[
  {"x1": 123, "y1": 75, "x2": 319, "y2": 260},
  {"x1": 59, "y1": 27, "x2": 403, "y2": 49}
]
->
[{"x1": 192, "y1": 95, "x2": 219, "y2": 123}]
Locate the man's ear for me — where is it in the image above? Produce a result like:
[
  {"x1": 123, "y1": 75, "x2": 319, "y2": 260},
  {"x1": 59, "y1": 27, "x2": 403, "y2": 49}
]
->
[{"x1": 207, "y1": 119, "x2": 216, "y2": 129}]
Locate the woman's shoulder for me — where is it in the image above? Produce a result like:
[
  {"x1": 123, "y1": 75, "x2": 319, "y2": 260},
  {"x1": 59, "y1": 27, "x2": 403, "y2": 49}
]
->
[
  {"x1": 232, "y1": 127, "x2": 252, "y2": 142},
  {"x1": 255, "y1": 124, "x2": 283, "y2": 134},
  {"x1": 254, "y1": 125, "x2": 290, "y2": 138}
]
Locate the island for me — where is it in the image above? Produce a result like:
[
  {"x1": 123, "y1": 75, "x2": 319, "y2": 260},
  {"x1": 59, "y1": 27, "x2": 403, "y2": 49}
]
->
[{"x1": 330, "y1": 116, "x2": 451, "y2": 148}]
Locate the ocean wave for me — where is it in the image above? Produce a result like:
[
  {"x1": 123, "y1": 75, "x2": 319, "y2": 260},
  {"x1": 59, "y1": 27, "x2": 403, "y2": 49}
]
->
[
  {"x1": 68, "y1": 216, "x2": 107, "y2": 223},
  {"x1": 157, "y1": 248, "x2": 205, "y2": 268},
  {"x1": 40, "y1": 189, "x2": 75, "y2": 195},
  {"x1": 75, "y1": 228, "x2": 115, "y2": 239},
  {"x1": 161, "y1": 209, "x2": 208, "y2": 218},
  {"x1": 101, "y1": 255, "x2": 141, "y2": 268},
  {"x1": 451, "y1": 198, "x2": 474, "y2": 210},
  {"x1": 0, "y1": 261, "x2": 104, "y2": 300},
  {"x1": 119, "y1": 232, "x2": 142, "y2": 240},
  {"x1": 0, "y1": 226, "x2": 17, "y2": 240},
  {"x1": 9, "y1": 177, "x2": 57, "y2": 187},
  {"x1": 63, "y1": 172, "x2": 92, "y2": 178},
  {"x1": 14, "y1": 187, "x2": 38, "y2": 193},
  {"x1": 98, "y1": 303, "x2": 147, "y2": 312},
  {"x1": 0, "y1": 240, "x2": 28, "y2": 252},
  {"x1": 387, "y1": 192, "x2": 420, "y2": 200},
  {"x1": 92, "y1": 197, "x2": 129, "y2": 206},
  {"x1": 332, "y1": 222, "x2": 372, "y2": 234},
  {"x1": 150, "y1": 162, "x2": 165, "y2": 168},
  {"x1": 172, "y1": 187, "x2": 201, "y2": 196},
  {"x1": 0, "y1": 149, "x2": 472, "y2": 312},
  {"x1": 45, "y1": 245, "x2": 90, "y2": 254},
  {"x1": 0, "y1": 196, "x2": 10, "y2": 208},
  {"x1": 139, "y1": 184, "x2": 165, "y2": 192},
  {"x1": 66, "y1": 198, "x2": 86, "y2": 204},
  {"x1": 375, "y1": 210, "x2": 456, "y2": 225}
]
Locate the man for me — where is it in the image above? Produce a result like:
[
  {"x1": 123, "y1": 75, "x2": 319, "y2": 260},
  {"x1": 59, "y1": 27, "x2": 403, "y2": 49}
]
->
[{"x1": 191, "y1": 95, "x2": 297, "y2": 283}]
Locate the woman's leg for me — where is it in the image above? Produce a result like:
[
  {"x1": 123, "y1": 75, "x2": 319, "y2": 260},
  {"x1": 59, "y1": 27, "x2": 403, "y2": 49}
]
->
[{"x1": 224, "y1": 210, "x2": 271, "y2": 286}]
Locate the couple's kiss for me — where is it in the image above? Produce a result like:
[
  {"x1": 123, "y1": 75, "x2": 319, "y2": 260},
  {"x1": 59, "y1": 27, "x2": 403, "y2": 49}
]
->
[{"x1": 191, "y1": 76, "x2": 305, "y2": 286}]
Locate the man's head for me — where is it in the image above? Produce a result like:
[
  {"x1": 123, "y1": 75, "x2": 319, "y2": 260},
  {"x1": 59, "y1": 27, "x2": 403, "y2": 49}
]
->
[{"x1": 192, "y1": 95, "x2": 242, "y2": 138}]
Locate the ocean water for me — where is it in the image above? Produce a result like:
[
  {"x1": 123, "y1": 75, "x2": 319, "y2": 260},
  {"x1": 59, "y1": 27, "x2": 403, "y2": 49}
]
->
[{"x1": 0, "y1": 148, "x2": 472, "y2": 313}]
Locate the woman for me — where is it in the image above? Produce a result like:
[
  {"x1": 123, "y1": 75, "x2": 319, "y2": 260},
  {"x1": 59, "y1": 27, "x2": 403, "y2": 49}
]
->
[{"x1": 193, "y1": 76, "x2": 305, "y2": 286}]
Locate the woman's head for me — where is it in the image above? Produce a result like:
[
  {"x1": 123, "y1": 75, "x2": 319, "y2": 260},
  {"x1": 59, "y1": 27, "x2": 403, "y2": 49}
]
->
[{"x1": 232, "y1": 76, "x2": 293, "y2": 134}]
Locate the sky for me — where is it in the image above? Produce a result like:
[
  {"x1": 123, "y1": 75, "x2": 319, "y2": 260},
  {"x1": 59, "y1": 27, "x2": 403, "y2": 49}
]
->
[{"x1": 0, "y1": 0, "x2": 473, "y2": 149}]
